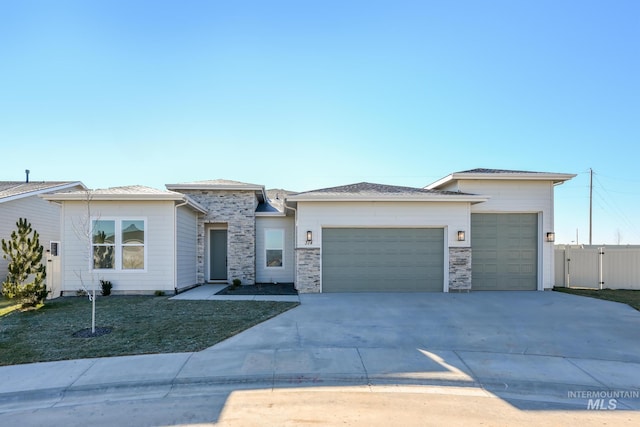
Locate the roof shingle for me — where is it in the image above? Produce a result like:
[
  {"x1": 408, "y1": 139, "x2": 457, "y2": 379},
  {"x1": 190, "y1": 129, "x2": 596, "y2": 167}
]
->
[
  {"x1": 0, "y1": 181, "x2": 84, "y2": 201},
  {"x1": 291, "y1": 182, "x2": 464, "y2": 197},
  {"x1": 457, "y1": 168, "x2": 545, "y2": 174},
  {"x1": 285, "y1": 182, "x2": 489, "y2": 204}
]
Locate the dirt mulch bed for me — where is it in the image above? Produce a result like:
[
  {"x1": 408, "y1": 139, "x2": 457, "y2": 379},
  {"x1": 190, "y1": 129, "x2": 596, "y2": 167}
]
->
[
  {"x1": 72, "y1": 327, "x2": 113, "y2": 338},
  {"x1": 216, "y1": 283, "x2": 297, "y2": 295}
]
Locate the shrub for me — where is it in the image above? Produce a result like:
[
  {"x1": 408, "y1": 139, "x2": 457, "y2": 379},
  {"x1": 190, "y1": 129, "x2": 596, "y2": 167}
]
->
[
  {"x1": 100, "y1": 280, "x2": 113, "y2": 296},
  {"x1": 1, "y1": 218, "x2": 48, "y2": 309},
  {"x1": 154, "y1": 290, "x2": 165, "y2": 296},
  {"x1": 232, "y1": 278, "x2": 241, "y2": 289}
]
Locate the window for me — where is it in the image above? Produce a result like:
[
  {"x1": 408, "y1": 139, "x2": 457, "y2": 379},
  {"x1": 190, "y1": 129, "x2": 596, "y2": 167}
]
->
[
  {"x1": 122, "y1": 220, "x2": 145, "y2": 269},
  {"x1": 92, "y1": 219, "x2": 145, "y2": 270},
  {"x1": 92, "y1": 220, "x2": 115, "y2": 269},
  {"x1": 265, "y1": 229, "x2": 284, "y2": 268}
]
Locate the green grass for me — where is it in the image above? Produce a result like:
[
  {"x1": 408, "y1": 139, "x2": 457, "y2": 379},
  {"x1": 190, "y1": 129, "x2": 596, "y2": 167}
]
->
[
  {"x1": 0, "y1": 295, "x2": 298, "y2": 366},
  {"x1": 554, "y1": 287, "x2": 640, "y2": 311},
  {"x1": 0, "y1": 296, "x2": 21, "y2": 317}
]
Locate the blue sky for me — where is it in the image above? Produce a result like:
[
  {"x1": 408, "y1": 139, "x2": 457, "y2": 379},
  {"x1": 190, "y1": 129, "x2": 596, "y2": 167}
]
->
[{"x1": 1, "y1": 1, "x2": 638, "y2": 244}]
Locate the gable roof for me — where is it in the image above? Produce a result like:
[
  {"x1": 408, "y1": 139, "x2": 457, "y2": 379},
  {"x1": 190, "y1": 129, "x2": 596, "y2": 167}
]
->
[
  {"x1": 41, "y1": 185, "x2": 207, "y2": 213},
  {"x1": 287, "y1": 182, "x2": 487, "y2": 203},
  {"x1": 166, "y1": 179, "x2": 266, "y2": 203},
  {"x1": 426, "y1": 168, "x2": 576, "y2": 189},
  {"x1": 0, "y1": 181, "x2": 86, "y2": 204}
]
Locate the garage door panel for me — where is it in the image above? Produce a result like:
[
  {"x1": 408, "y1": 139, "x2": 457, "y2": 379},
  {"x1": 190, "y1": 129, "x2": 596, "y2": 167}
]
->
[
  {"x1": 483, "y1": 263, "x2": 497, "y2": 274},
  {"x1": 507, "y1": 265, "x2": 521, "y2": 274},
  {"x1": 322, "y1": 228, "x2": 444, "y2": 292},
  {"x1": 472, "y1": 213, "x2": 538, "y2": 291},
  {"x1": 521, "y1": 251, "x2": 536, "y2": 262},
  {"x1": 521, "y1": 264, "x2": 534, "y2": 274}
]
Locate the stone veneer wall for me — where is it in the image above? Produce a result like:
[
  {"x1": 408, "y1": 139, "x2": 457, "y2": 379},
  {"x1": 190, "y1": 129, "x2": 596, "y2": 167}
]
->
[
  {"x1": 176, "y1": 190, "x2": 257, "y2": 285},
  {"x1": 295, "y1": 247, "x2": 321, "y2": 293},
  {"x1": 449, "y1": 247, "x2": 472, "y2": 291}
]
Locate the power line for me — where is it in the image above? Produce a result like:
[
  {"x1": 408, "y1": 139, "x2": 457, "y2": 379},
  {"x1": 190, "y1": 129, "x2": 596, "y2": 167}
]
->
[
  {"x1": 592, "y1": 174, "x2": 640, "y2": 242},
  {"x1": 594, "y1": 172, "x2": 640, "y2": 184},
  {"x1": 592, "y1": 190, "x2": 640, "y2": 242}
]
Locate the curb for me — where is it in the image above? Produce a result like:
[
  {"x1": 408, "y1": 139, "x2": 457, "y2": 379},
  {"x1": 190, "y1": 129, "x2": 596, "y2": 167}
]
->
[{"x1": 4, "y1": 371, "x2": 634, "y2": 413}]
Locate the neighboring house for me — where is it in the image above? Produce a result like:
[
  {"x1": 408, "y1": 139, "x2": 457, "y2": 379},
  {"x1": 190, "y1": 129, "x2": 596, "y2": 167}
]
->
[
  {"x1": 0, "y1": 180, "x2": 86, "y2": 288},
  {"x1": 42, "y1": 169, "x2": 575, "y2": 295}
]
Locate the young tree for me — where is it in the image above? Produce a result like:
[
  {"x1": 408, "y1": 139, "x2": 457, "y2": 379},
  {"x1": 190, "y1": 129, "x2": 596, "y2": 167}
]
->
[
  {"x1": 1, "y1": 218, "x2": 48, "y2": 309},
  {"x1": 72, "y1": 189, "x2": 100, "y2": 333}
]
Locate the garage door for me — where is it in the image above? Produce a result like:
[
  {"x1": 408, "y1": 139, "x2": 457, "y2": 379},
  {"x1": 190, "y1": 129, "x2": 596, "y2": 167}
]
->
[
  {"x1": 322, "y1": 228, "x2": 444, "y2": 292},
  {"x1": 471, "y1": 213, "x2": 538, "y2": 290}
]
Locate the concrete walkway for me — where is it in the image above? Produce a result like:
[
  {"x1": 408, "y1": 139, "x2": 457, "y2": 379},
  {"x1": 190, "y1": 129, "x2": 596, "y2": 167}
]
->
[
  {"x1": 1, "y1": 291, "x2": 639, "y2": 425},
  {"x1": 170, "y1": 284, "x2": 300, "y2": 302}
]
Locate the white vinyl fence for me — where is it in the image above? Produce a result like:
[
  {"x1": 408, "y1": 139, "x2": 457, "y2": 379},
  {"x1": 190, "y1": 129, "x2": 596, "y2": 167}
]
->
[{"x1": 554, "y1": 245, "x2": 640, "y2": 290}]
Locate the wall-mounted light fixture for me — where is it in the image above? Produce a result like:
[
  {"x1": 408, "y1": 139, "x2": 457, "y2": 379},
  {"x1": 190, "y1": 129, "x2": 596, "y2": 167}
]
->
[
  {"x1": 457, "y1": 230, "x2": 466, "y2": 241},
  {"x1": 546, "y1": 232, "x2": 555, "y2": 242},
  {"x1": 306, "y1": 230, "x2": 313, "y2": 245}
]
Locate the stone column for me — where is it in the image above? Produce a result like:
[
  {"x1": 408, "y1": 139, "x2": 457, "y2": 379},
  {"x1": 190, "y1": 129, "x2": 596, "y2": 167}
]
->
[
  {"x1": 449, "y1": 247, "x2": 472, "y2": 291},
  {"x1": 295, "y1": 248, "x2": 321, "y2": 293}
]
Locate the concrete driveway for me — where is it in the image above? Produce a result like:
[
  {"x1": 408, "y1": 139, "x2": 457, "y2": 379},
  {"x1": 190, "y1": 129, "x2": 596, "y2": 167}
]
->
[
  {"x1": 1, "y1": 290, "x2": 639, "y2": 425},
  {"x1": 208, "y1": 291, "x2": 640, "y2": 402}
]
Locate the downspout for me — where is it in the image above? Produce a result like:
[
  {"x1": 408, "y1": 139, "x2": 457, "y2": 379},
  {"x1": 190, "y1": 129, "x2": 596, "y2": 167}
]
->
[
  {"x1": 284, "y1": 204, "x2": 298, "y2": 288},
  {"x1": 174, "y1": 200, "x2": 188, "y2": 294}
]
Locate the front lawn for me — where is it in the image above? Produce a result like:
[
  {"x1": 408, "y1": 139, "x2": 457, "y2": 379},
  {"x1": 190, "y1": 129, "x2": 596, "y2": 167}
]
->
[
  {"x1": 554, "y1": 287, "x2": 640, "y2": 311},
  {"x1": 0, "y1": 296, "x2": 298, "y2": 366},
  {"x1": 0, "y1": 296, "x2": 20, "y2": 317}
]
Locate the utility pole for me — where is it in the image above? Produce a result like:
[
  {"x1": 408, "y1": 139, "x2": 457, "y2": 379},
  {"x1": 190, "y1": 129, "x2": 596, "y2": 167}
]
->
[{"x1": 589, "y1": 168, "x2": 593, "y2": 245}]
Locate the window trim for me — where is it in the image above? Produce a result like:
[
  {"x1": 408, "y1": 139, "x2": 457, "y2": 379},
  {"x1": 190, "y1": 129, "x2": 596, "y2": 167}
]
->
[
  {"x1": 264, "y1": 228, "x2": 285, "y2": 269},
  {"x1": 91, "y1": 217, "x2": 147, "y2": 272}
]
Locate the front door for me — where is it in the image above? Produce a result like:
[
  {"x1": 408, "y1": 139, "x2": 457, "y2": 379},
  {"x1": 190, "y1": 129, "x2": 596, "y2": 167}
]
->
[{"x1": 209, "y1": 229, "x2": 227, "y2": 281}]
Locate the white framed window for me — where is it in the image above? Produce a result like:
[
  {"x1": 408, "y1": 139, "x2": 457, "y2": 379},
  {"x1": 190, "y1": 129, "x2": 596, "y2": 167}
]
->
[
  {"x1": 92, "y1": 218, "x2": 146, "y2": 271},
  {"x1": 265, "y1": 229, "x2": 284, "y2": 268},
  {"x1": 92, "y1": 220, "x2": 115, "y2": 269}
]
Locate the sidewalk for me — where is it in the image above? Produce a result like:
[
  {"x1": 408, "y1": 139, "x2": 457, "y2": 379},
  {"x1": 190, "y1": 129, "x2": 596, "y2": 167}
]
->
[
  {"x1": 2, "y1": 346, "x2": 639, "y2": 412},
  {"x1": 170, "y1": 284, "x2": 300, "y2": 302}
]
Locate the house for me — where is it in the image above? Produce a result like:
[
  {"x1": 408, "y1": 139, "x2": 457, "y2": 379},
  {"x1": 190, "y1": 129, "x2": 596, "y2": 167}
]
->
[
  {"x1": 41, "y1": 169, "x2": 575, "y2": 295},
  {"x1": 42, "y1": 186, "x2": 207, "y2": 295},
  {"x1": 0, "y1": 180, "x2": 86, "y2": 291},
  {"x1": 164, "y1": 180, "x2": 296, "y2": 287}
]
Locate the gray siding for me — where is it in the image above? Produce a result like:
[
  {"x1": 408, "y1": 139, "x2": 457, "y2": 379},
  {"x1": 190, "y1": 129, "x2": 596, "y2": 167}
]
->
[
  {"x1": 256, "y1": 216, "x2": 295, "y2": 283},
  {"x1": 0, "y1": 196, "x2": 62, "y2": 282},
  {"x1": 59, "y1": 200, "x2": 177, "y2": 294},
  {"x1": 176, "y1": 205, "x2": 198, "y2": 290}
]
